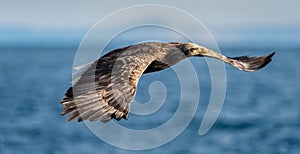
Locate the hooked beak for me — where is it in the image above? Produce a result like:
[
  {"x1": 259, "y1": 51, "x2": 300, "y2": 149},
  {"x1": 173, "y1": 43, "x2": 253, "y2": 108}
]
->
[{"x1": 194, "y1": 46, "x2": 209, "y2": 57}]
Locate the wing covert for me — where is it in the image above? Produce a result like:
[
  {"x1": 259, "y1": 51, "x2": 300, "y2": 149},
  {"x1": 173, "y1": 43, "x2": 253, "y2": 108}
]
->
[{"x1": 60, "y1": 45, "x2": 156, "y2": 122}]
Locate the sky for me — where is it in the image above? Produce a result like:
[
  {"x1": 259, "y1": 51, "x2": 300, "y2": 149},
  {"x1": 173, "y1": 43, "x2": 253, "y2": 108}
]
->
[{"x1": 0, "y1": 0, "x2": 299, "y2": 48}]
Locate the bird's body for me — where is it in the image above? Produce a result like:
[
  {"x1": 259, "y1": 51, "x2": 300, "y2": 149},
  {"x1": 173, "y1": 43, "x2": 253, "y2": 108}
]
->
[{"x1": 60, "y1": 42, "x2": 275, "y2": 123}]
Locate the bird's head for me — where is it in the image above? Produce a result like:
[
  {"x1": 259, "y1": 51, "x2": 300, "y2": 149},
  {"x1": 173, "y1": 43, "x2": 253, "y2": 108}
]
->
[{"x1": 182, "y1": 43, "x2": 209, "y2": 57}]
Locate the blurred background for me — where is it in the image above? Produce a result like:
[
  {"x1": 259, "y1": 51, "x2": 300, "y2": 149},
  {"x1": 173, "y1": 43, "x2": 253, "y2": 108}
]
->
[{"x1": 0, "y1": 0, "x2": 299, "y2": 153}]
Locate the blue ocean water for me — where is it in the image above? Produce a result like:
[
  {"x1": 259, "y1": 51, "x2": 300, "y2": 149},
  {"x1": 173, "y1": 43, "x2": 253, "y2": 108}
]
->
[{"x1": 0, "y1": 47, "x2": 299, "y2": 154}]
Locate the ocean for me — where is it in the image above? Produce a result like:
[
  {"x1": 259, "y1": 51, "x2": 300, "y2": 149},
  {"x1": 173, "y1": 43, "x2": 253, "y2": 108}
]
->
[{"x1": 0, "y1": 47, "x2": 299, "y2": 154}]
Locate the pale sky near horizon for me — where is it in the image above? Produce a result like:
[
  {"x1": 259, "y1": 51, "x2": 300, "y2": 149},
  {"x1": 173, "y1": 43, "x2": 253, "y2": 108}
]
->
[
  {"x1": 0, "y1": 0, "x2": 299, "y2": 47},
  {"x1": 1, "y1": 0, "x2": 299, "y2": 29}
]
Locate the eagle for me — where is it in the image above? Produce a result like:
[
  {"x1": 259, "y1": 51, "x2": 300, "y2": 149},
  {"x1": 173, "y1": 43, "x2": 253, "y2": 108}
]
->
[{"x1": 60, "y1": 42, "x2": 275, "y2": 123}]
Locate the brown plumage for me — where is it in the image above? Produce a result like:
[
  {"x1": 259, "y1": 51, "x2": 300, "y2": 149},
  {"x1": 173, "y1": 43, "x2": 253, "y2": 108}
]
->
[{"x1": 60, "y1": 42, "x2": 275, "y2": 123}]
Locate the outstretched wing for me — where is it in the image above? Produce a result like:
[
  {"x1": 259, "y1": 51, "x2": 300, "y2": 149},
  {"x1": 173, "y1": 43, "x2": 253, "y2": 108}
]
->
[
  {"x1": 60, "y1": 45, "x2": 155, "y2": 123},
  {"x1": 227, "y1": 52, "x2": 275, "y2": 72}
]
